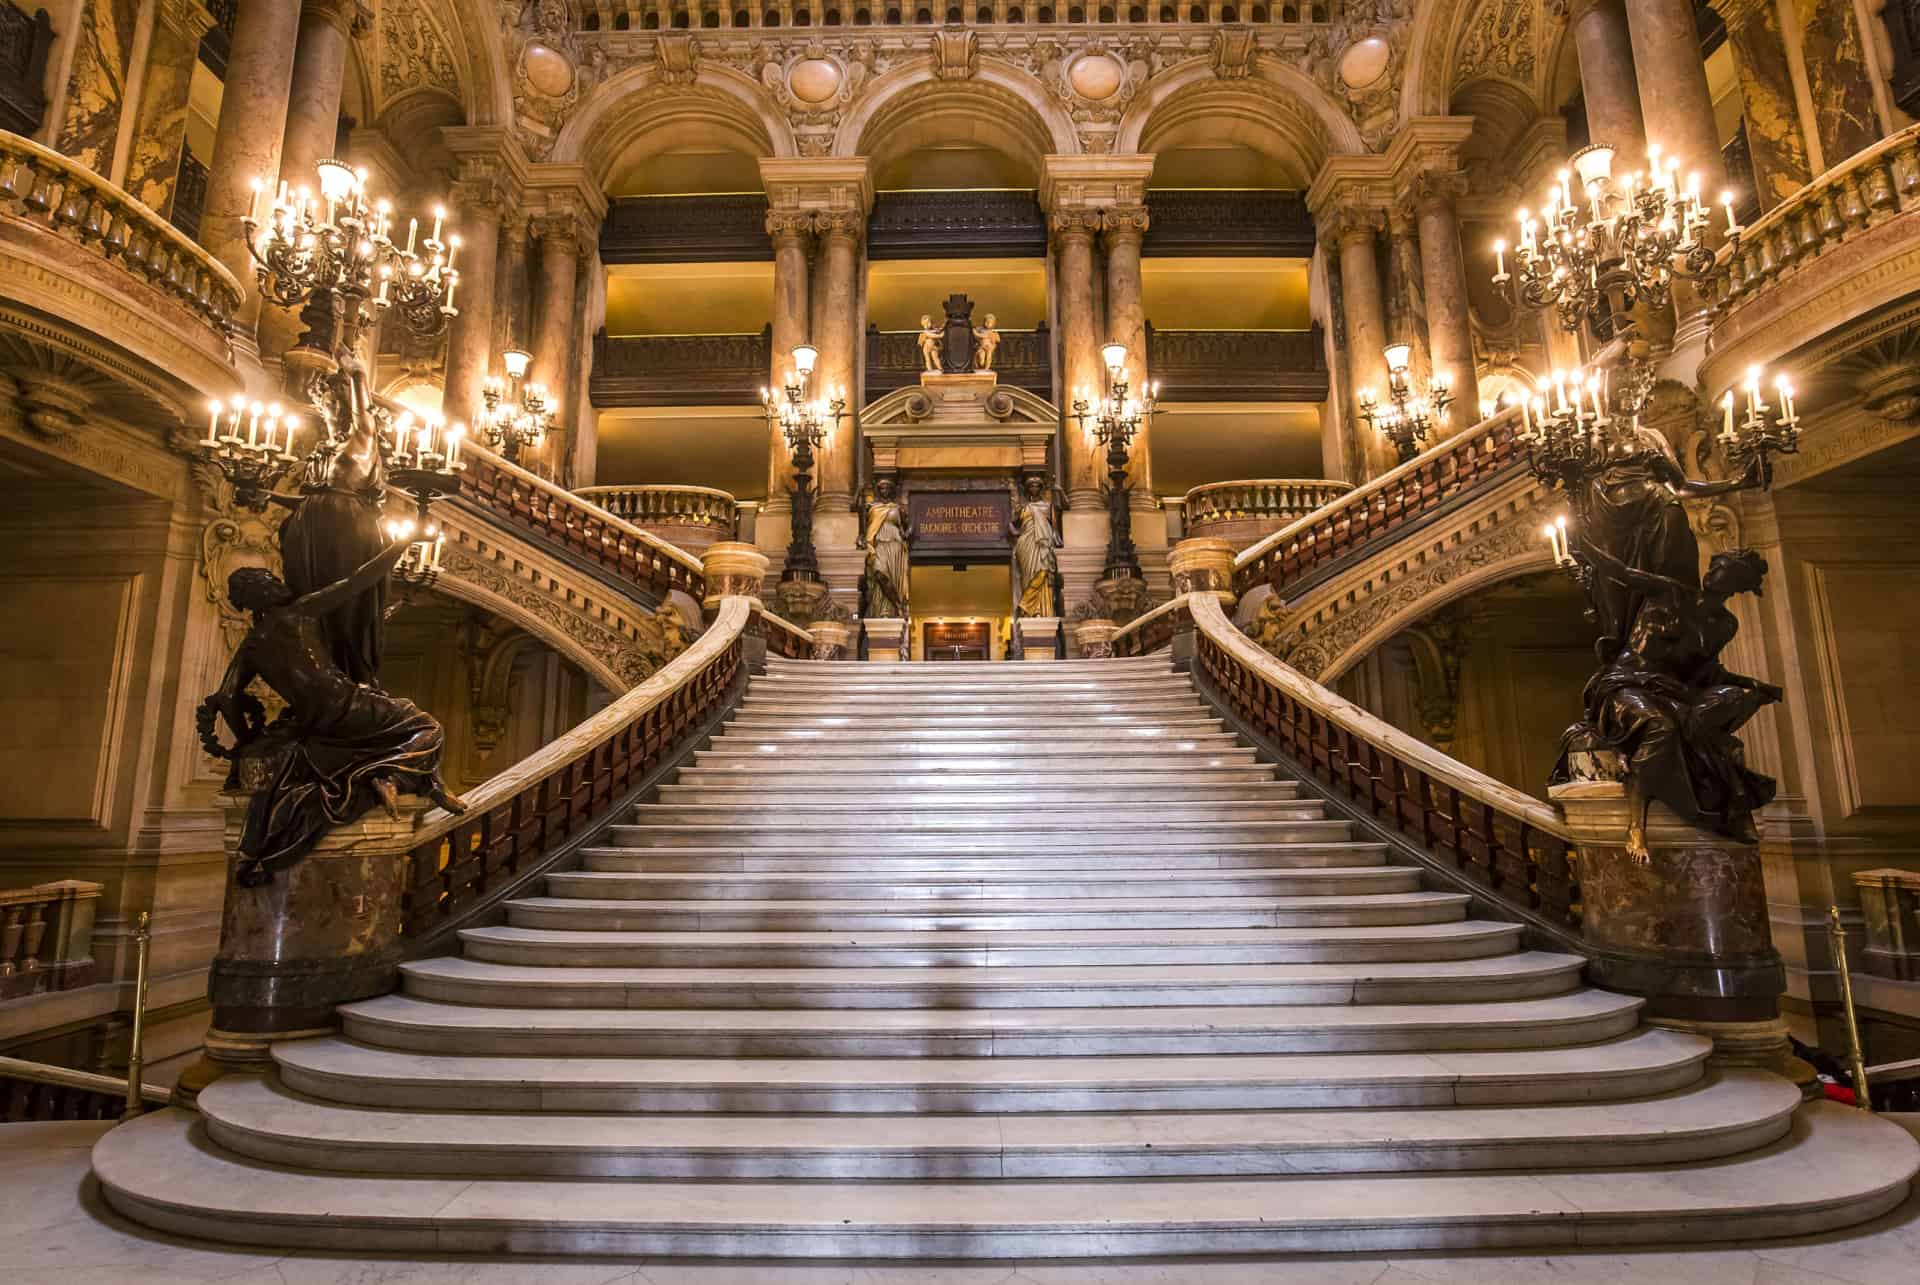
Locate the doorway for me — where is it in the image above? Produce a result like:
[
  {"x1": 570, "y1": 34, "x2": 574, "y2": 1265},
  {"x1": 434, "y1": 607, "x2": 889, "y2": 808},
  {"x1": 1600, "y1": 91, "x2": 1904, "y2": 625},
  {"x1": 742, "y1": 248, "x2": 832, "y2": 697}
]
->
[{"x1": 908, "y1": 563, "x2": 1010, "y2": 661}]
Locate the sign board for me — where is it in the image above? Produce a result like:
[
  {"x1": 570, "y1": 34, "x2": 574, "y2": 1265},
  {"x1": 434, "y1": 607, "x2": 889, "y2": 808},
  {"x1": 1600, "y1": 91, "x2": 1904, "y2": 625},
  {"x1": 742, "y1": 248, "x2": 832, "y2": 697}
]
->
[
  {"x1": 923, "y1": 620, "x2": 993, "y2": 661},
  {"x1": 908, "y1": 489, "x2": 1010, "y2": 559}
]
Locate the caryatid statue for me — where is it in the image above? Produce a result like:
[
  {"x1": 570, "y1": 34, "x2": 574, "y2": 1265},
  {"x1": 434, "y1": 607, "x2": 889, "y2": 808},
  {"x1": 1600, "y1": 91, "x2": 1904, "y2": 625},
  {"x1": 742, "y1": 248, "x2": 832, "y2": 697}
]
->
[
  {"x1": 1009, "y1": 474, "x2": 1063, "y2": 619},
  {"x1": 861, "y1": 477, "x2": 913, "y2": 619}
]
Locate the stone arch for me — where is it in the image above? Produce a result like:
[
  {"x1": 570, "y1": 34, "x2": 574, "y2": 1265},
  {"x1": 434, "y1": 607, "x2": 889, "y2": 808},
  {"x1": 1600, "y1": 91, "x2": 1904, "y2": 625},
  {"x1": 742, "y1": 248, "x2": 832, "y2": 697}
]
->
[
  {"x1": 555, "y1": 65, "x2": 795, "y2": 182},
  {"x1": 1314, "y1": 546, "x2": 1561, "y2": 683},
  {"x1": 1400, "y1": 0, "x2": 1478, "y2": 121},
  {"x1": 425, "y1": 563, "x2": 629, "y2": 692},
  {"x1": 1115, "y1": 61, "x2": 1365, "y2": 174},
  {"x1": 836, "y1": 57, "x2": 1079, "y2": 175}
]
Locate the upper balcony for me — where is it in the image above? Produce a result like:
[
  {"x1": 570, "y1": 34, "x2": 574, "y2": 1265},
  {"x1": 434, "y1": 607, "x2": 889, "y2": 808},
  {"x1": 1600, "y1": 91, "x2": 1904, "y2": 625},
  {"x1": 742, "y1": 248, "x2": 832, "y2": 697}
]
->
[
  {"x1": 0, "y1": 130, "x2": 242, "y2": 406},
  {"x1": 1181, "y1": 477, "x2": 1350, "y2": 551},
  {"x1": 1703, "y1": 124, "x2": 1920, "y2": 399},
  {"x1": 575, "y1": 483, "x2": 740, "y2": 555}
]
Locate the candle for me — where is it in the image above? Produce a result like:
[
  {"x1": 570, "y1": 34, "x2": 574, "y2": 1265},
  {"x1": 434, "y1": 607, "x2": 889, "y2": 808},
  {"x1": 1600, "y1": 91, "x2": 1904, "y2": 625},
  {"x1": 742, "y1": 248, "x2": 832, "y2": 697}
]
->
[
  {"x1": 1776, "y1": 375, "x2": 1797, "y2": 424},
  {"x1": 404, "y1": 217, "x2": 417, "y2": 256},
  {"x1": 431, "y1": 534, "x2": 445, "y2": 571},
  {"x1": 445, "y1": 234, "x2": 460, "y2": 274},
  {"x1": 204, "y1": 401, "x2": 222, "y2": 447},
  {"x1": 1745, "y1": 365, "x2": 1763, "y2": 419},
  {"x1": 1721, "y1": 390, "x2": 1736, "y2": 442},
  {"x1": 1493, "y1": 239, "x2": 1507, "y2": 279},
  {"x1": 447, "y1": 424, "x2": 464, "y2": 468},
  {"x1": 430, "y1": 205, "x2": 445, "y2": 244},
  {"x1": 245, "y1": 402, "x2": 262, "y2": 447},
  {"x1": 442, "y1": 269, "x2": 458, "y2": 314},
  {"x1": 1519, "y1": 396, "x2": 1533, "y2": 438},
  {"x1": 1722, "y1": 190, "x2": 1741, "y2": 238},
  {"x1": 376, "y1": 265, "x2": 393, "y2": 306},
  {"x1": 281, "y1": 415, "x2": 299, "y2": 457}
]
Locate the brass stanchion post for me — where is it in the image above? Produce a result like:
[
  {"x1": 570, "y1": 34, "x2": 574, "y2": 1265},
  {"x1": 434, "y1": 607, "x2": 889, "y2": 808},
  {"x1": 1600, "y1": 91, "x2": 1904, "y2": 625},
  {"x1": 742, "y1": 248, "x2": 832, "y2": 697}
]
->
[
  {"x1": 122, "y1": 911, "x2": 151, "y2": 1121},
  {"x1": 1827, "y1": 905, "x2": 1873, "y2": 1112}
]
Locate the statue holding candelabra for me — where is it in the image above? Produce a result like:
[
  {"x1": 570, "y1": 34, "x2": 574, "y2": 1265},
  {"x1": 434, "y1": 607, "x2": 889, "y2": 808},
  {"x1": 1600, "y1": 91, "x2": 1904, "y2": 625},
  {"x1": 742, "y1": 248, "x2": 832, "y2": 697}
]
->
[
  {"x1": 1494, "y1": 142, "x2": 1801, "y2": 859},
  {"x1": 192, "y1": 158, "x2": 468, "y2": 881}
]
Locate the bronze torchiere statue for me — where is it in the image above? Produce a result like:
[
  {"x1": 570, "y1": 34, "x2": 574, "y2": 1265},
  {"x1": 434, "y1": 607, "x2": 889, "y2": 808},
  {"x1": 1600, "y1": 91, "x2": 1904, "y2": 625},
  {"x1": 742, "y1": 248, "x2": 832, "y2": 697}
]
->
[{"x1": 194, "y1": 159, "x2": 468, "y2": 881}]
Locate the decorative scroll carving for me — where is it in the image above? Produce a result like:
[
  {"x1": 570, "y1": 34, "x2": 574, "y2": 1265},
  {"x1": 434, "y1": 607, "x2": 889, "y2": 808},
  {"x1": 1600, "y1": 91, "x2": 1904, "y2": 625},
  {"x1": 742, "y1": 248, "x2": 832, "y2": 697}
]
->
[
  {"x1": 1454, "y1": 0, "x2": 1535, "y2": 88},
  {"x1": 1147, "y1": 325, "x2": 1330, "y2": 403},
  {"x1": 865, "y1": 323, "x2": 1052, "y2": 402},
  {"x1": 379, "y1": 0, "x2": 459, "y2": 101},
  {"x1": 589, "y1": 327, "x2": 772, "y2": 408},
  {"x1": 934, "y1": 27, "x2": 977, "y2": 81}
]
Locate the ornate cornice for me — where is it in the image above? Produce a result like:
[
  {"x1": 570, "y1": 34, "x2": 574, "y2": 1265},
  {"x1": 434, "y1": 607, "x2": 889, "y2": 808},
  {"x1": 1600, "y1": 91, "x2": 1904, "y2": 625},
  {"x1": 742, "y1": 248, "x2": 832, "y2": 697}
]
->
[
  {"x1": 759, "y1": 156, "x2": 876, "y2": 219},
  {"x1": 156, "y1": 0, "x2": 216, "y2": 42}
]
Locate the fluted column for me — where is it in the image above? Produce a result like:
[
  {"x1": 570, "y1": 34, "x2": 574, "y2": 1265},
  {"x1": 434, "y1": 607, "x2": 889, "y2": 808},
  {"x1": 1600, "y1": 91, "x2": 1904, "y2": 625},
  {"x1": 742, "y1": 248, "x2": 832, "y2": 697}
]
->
[
  {"x1": 439, "y1": 131, "x2": 527, "y2": 429},
  {"x1": 529, "y1": 212, "x2": 583, "y2": 478},
  {"x1": 1409, "y1": 172, "x2": 1481, "y2": 428},
  {"x1": 122, "y1": 0, "x2": 217, "y2": 217},
  {"x1": 1328, "y1": 205, "x2": 1396, "y2": 480},
  {"x1": 763, "y1": 211, "x2": 814, "y2": 535},
  {"x1": 261, "y1": 0, "x2": 369, "y2": 367},
  {"x1": 1569, "y1": 0, "x2": 1647, "y2": 168},
  {"x1": 1103, "y1": 204, "x2": 1151, "y2": 496},
  {"x1": 1052, "y1": 210, "x2": 1104, "y2": 504},
  {"x1": 199, "y1": 0, "x2": 304, "y2": 347},
  {"x1": 810, "y1": 210, "x2": 862, "y2": 512},
  {"x1": 1709, "y1": 0, "x2": 1811, "y2": 211}
]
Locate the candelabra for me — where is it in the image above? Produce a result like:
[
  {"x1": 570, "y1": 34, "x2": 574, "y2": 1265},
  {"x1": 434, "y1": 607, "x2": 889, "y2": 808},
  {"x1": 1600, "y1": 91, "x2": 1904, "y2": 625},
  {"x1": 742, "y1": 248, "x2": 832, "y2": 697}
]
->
[
  {"x1": 1492, "y1": 142, "x2": 1739, "y2": 340},
  {"x1": 761, "y1": 345, "x2": 845, "y2": 584},
  {"x1": 195, "y1": 397, "x2": 302, "y2": 510},
  {"x1": 1716, "y1": 364, "x2": 1801, "y2": 482},
  {"x1": 1357, "y1": 343, "x2": 1452, "y2": 464},
  {"x1": 385, "y1": 408, "x2": 467, "y2": 525},
  {"x1": 479, "y1": 349, "x2": 554, "y2": 465},
  {"x1": 1072, "y1": 343, "x2": 1156, "y2": 582},
  {"x1": 383, "y1": 516, "x2": 445, "y2": 594}
]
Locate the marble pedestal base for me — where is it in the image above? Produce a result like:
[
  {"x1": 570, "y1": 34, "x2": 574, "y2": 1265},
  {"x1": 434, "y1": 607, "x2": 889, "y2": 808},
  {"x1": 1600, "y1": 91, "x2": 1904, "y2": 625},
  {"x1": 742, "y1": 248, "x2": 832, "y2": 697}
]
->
[
  {"x1": 864, "y1": 618, "x2": 907, "y2": 662},
  {"x1": 1017, "y1": 616, "x2": 1062, "y2": 661},
  {"x1": 1553, "y1": 781, "x2": 1788, "y2": 1064}
]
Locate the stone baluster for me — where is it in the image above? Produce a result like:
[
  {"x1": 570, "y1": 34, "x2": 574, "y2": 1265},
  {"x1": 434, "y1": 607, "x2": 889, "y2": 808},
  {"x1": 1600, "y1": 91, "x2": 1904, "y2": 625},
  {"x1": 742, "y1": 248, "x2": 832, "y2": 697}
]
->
[
  {"x1": 1569, "y1": 0, "x2": 1648, "y2": 168},
  {"x1": 120, "y1": 0, "x2": 218, "y2": 218},
  {"x1": 198, "y1": 0, "x2": 304, "y2": 349},
  {"x1": 1707, "y1": 0, "x2": 1812, "y2": 212}
]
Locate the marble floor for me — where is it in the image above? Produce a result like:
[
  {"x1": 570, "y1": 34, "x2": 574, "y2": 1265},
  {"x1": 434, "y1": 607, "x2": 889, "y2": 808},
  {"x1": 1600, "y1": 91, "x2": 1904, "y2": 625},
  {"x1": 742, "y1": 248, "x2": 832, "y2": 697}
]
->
[{"x1": 6, "y1": 1118, "x2": 1919, "y2": 1285}]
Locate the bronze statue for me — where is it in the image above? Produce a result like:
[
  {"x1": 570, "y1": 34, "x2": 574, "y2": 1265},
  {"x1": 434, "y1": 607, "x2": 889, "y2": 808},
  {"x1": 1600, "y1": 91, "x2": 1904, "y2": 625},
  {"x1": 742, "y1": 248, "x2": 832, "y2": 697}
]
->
[
  {"x1": 271, "y1": 349, "x2": 389, "y2": 685},
  {"x1": 974, "y1": 313, "x2": 1000, "y2": 371},
  {"x1": 1009, "y1": 474, "x2": 1063, "y2": 619},
  {"x1": 201, "y1": 539, "x2": 464, "y2": 886},
  {"x1": 860, "y1": 477, "x2": 913, "y2": 619}
]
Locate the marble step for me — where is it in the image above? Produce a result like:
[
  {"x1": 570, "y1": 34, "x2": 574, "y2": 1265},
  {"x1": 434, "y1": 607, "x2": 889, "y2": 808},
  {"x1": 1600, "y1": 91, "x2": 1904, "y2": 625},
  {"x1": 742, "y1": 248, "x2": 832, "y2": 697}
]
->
[
  {"x1": 655, "y1": 780, "x2": 1302, "y2": 806},
  {"x1": 198, "y1": 1070, "x2": 1800, "y2": 1182},
  {"x1": 727, "y1": 709, "x2": 1212, "y2": 729},
  {"x1": 339, "y1": 989, "x2": 1645, "y2": 1058},
  {"x1": 269, "y1": 1025, "x2": 1711, "y2": 1113},
  {"x1": 738, "y1": 692, "x2": 1202, "y2": 712},
  {"x1": 97, "y1": 1102, "x2": 1920, "y2": 1257},
  {"x1": 623, "y1": 801, "x2": 1329, "y2": 828},
  {"x1": 688, "y1": 748, "x2": 1265, "y2": 772},
  {"x1": 468, "y1": 916, "x2": 1515, "y2": 969},
  {"x1": 765, "y1": 657, "x2": 1171, "y2": 676},
  {"x1": 573, "y1": 842, "x2": 1389, "y2": 874},
  {"x1": 548, "y1": 867, "x2": 1403, "y2": 906},
  {"x1": 709, "y1": 724, "x2": 1234, "y2": 745},
  {"x1": 396, "y1": 952, "x2": 1587, "y2": 1010},
  {"x1": 602, "y1": 820, "x2": 1356, "y2": 851},
  {"x1": 503, "y1": 892, "x2": 1470, "y2": 938}
]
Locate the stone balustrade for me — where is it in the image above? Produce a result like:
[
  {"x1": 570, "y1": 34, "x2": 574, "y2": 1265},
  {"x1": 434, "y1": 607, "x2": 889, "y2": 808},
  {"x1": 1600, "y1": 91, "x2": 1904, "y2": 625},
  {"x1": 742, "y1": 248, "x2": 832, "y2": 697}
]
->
[
  {"x1": 0, "y1": 129, "x2": 242, "y2": 342},
  {"x1": 1704, "y1": 123, "x2": 1920, "y2": 396},
  {"x1": 1182, "y1": 478, "x2": 1352, "y2": 550},
  {"x1": 0, "y1": 880, "x2": 102, "y2": 1002},
  {"x1": 577, "y1": 483, "x2": 738, "y2": 555}
]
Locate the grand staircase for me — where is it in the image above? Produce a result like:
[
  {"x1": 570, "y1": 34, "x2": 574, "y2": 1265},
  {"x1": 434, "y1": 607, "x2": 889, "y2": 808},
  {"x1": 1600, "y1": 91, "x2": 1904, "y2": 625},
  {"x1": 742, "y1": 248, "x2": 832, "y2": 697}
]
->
[{"x1": 97, "y1": 655, "x2": 1917, "y2": 1257}]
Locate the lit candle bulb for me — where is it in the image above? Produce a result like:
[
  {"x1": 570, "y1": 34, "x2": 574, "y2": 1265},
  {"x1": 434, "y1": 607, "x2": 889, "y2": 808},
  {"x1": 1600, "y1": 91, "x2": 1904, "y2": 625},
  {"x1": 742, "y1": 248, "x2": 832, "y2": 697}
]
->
[
  {"x1": 376, "y1": 265, "x2": 393, "y2": 306},
  {"x1": 430, "y1": 205, "x2": 445, "y2": 244},
  {"x1": 1722, "y1": 190, "x2": 1741, "y2": 238},
  {"x1": 1776, "y1": 374, "x2": 1797, "y2": 424},
  {"x1": 1492, "y1": 239, "x2": 1507, "y2": 280},
  {"x1": 281, "y1": 415, "x2": 299, "y2": 458},
  {"x1": 1721, "y1": 389, "x2": 1736, "y2": 443},
  {"x1": 245, "y1": 402, "x2": 262, "y2": 447},
  {"x1": 404, "y1": 217, "x2": 417, "y2": 256},
  {"x1": 442, "y1": 269, "x2": 459, "y2": 314},
  {"x1": 204, "y1": 400, "x2": 223, "y2": 447},
  {"x1": 447, "y1": 424, "x2": 465, "y2": 468},
  {"x1": 1745, "y1": 364, "x2": 1764, "y2": 418}
]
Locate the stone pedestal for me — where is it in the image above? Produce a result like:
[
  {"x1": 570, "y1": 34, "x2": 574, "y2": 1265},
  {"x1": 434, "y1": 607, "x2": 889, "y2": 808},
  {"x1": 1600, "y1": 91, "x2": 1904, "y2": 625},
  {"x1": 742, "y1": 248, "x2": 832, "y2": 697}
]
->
[
  {"x1": 1168, "y1": 537, "x2": 1237, "y2": 608},
  {"x1": 809, "y1": 620, "x2": 852, "y2": 661},
  {"x1": 701, "y1": 541, "x2": 770, "y2": 611},
  {"x1": 1073, "y1": 619, "x2": 1118, "y2": 659},
  {"x1": 864, "y1": 617, "x2": 907, "y2": 662},
  {"x1": 1553, "y1": 780, "x2": 1792, "y2": 1068},
  {"x1": 1017, "y1": 616, "x2": 1062, "y2": 661},
  {"x1": 177, "y1": 795, "x2": 429, "y2": 1102}
]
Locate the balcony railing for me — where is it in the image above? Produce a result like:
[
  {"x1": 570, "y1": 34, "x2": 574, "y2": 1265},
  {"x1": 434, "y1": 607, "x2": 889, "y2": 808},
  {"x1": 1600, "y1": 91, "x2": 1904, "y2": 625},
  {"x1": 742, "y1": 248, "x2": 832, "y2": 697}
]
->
[
  {"x1": 601, "y1": 194, "x2": 772, "y2": 264},
  {"x1": 576, "y1": 483, "x2": 738, "y2": 553},
  {"x1": 458, "y1": 442, "x2": 707, "y2": 605},
  {"x1": 1146, "y1": 324, "x2": 1328, "y2": 402},
  {"x1": 1233, "y1": 407, "x2": 1527, "y2": 599},
  {"x1": 573, "y1": 5, "x2": 1335, "y2": 31},
  {"x1": 1183, "y1": 477, "x2": 1351, "y2": 550},
  {"x1": 868, "y1": 189, "x2": 1046, "y2": 260},
  {"x1": 865, "y1": 323, "x2": 1053, "y2": 401},
  {"x1": 0, "y1": 880, "x2": 101, "y2": 1001},
  {"x1": 590, "y1": 327, "x2": 770, "y2": 407},
  {"x1": 1143, "y1": 189, "x2": 1315, "y2": 258},
  {"x1": 0, "y1": 129, "x2": 243, "y2": 341}
]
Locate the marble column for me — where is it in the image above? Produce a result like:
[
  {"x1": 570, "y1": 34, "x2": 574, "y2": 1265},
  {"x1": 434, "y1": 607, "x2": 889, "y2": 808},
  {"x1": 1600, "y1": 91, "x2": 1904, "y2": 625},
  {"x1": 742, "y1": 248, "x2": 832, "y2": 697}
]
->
[
  {"x1": 1052, "y1": 210, "x2": 1105, "y2": 505},
  {"x1": 530, "y1": 212, "x2": 583, "y2": 478},
  {"x1": 260, "y1": 0, "x2": 364, "y2": 367},
  {"x1": 1410, "y1": 173, "x2": 1481, "y2": 429},
  {"x1": 441, "y1": 189, "x2": 505, "y2": 430},
  {"x1": 1103, "y1": 204, "x2": 1152, "y2": 495},
  {"x1": 809, "y1": 210, "x2": 862, "y2": 512},
  {"x1": 121, "y1": 0, "x2": 216, "y2": 218},
  {"x1": 495, "y1": 213, "x2": 532, "y2": 356},
  {"x1": 1710, "y1": 0, "x2": 1811, "y2": 211},
  {"x1": 1795, "y1": 0, "x2": 1884, "y2": 170},
  {"x1": 1330, "y1": 207, "x2": 1397, "y2": 480},
  {"x1": 1569, "y1": 0, "x2": 1647, "y2": 168},
  {"x1": 762, "y1": 211, "x2": 814, "y2": 552},
  {"x1": 200, "y1": 0, "x2": 303, "y2": 346}
]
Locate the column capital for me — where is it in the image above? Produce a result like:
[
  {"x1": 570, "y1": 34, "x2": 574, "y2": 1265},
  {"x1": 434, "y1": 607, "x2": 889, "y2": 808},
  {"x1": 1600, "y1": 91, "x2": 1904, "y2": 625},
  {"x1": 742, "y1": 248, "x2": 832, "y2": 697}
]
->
[
  {"x1": 1100, "y1": 204, "x2": 1151, "y2": 248},
  {"x1": 1038, "y1": 154, "x2": 1156, "y2": 215},
  {"x1": 443, "y1": 127, "x2": 533, "y2": 190},
  {"x1": 1048, "y1": 208, "x2": 1103, "y2": 245},
  {"x1": 524, "y1": 163, "x2": 608, "y2": 253},
  {"x1": 1400, "y1": 167, "x2": 1470, "y2": 218},
  {"x1": 157, "y1": 0, "x2": 217, "y2": 42},
  {"x1": 765, "y1": 210, "x2": 816, "y2": 248},
  {"x1": 1704, "y1": 0, "x2": 1771, "y2": 31},
  {"x1": 301, "y1": 0, "x2": 375, "y2": 37},
  {"x1": 1316, "y1": 199, "x2": 1387, "y2": 249},
  {"x1": 813, "y1": 208, "x2": 864, "y2": 245},
  {"x1": 759, "y1": 156, "x2": 875, "y2": 219}
]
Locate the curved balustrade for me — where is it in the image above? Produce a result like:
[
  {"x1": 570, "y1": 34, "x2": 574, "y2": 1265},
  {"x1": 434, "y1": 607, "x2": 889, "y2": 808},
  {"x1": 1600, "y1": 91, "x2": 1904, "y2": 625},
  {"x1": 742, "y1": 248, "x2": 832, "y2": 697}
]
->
[
  {"x1": 458, "y1": 443, "x2": 706, "y2": 606},
  {"x1": 1705, "y1": 123, "x2": 1920, "y2": 395},
  {"x1": 398, "y1": 596, "x2": 753, "y2": 945},
  {"x1": 576, "y1": 483, "x2": 737, "y2": 555},
  {"x1": 753, "y1": 603, "x2": 817, "y2": 660},
  {"x1": 1188, "y1": 591, "x2": 1582, "y2": 932},
  {"x1": 0, "y1": 129, "x2": 242, "y2": 338},
  {"x1": 1233, "y1": 408, "x2": 1527, "y2": 599},
  {"x1": 1183, "y1": 478, "x2": 1352, "y2": 550}
]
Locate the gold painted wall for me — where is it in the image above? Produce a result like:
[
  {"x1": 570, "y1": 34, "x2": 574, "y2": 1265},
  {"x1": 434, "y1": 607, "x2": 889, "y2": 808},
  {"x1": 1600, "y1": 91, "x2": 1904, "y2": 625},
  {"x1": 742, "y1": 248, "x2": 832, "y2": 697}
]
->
[
  {"x1": 1141, "y1": 258, "x2": 1311, "y2": 331},
  {"x1": 605, "y1": 262, "x2": 776, "y2": 337},
  {"x1": 867, "y1": 258, "x2": 1048, "y2": 333}
]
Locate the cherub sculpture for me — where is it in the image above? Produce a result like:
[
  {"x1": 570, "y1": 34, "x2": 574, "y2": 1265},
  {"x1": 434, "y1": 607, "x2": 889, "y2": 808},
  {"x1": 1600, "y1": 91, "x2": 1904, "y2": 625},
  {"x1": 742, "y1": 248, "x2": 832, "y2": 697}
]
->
[
  {"x1": 917, "y1": 314, "x2": 942, "y2": 373},
  {"x1": 974, "y1": 313, "x2": 1000, "y2": 371}
]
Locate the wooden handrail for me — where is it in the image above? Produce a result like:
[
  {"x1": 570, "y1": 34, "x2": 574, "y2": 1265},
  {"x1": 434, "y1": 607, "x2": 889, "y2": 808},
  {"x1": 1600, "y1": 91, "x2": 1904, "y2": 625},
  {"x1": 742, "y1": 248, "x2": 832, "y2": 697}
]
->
[
  {"x1": 397, "y1": 596, "x2": 752, "y2": 940},
  {"x1": 1186, "y1": 592, "x2": 1581, "y2": 931},
  {"x1": 0, "y1": 1055, "x2": 168, "y2": 1123},
  {"x1": 753, "y1": 603, "x2": 816, "y2": 660}
]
